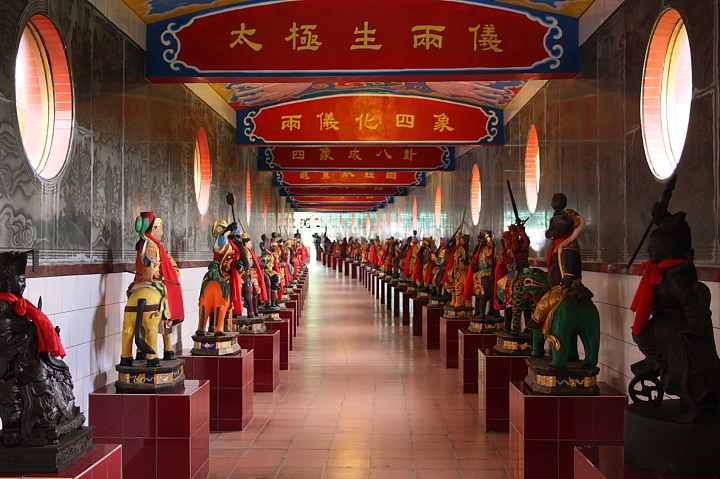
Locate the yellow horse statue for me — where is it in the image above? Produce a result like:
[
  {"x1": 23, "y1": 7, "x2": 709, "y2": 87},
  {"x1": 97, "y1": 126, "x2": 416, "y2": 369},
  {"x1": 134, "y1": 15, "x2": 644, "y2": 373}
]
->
[{"x1": 120, "y1": 283, "x2": 175, "y2": 367}]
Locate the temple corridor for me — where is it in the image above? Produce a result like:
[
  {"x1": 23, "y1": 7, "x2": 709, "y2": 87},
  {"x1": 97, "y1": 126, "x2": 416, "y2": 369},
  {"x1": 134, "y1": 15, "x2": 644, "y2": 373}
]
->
[{"x1": 209, "y1": 258, "x2": 509, "y2": 479}]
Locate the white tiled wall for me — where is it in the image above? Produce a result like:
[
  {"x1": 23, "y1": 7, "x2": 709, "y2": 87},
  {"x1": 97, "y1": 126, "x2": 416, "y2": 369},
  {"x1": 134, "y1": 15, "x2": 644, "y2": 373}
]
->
[
  {"x1": 582, "y1": 271, "x2": 720, "y2": 396},
  {"x1": 26, "y1": 266, "x2": 206, "y2": 423}
]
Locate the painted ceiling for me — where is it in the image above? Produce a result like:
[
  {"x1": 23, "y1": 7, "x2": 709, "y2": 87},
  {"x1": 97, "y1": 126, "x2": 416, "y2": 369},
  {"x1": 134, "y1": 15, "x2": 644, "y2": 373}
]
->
[
  {"x1": 211, "y1": 81, "x2": 525, "y2": 110},
  {"x1": 123, "y1": 0, "x2": 597, "y2": 23}
]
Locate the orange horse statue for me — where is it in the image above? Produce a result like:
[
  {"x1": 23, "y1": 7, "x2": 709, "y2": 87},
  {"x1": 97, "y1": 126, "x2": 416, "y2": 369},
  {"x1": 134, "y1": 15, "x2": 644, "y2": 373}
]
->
[{"x1": 197, "y1": 261, "x2": 232, "y2": 336}]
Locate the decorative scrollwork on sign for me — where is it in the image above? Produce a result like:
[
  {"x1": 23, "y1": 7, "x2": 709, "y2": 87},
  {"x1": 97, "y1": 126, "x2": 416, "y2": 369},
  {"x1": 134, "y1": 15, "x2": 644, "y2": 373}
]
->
[
  {"x1": 273, "y1": 172, "x2": 289, "y2": 186},
  {"x1": 477, "y1": 110, "x2": 500, "y2": 144},
  {"x1": 439, "y1": 147, "x2": 452, "y2": 170},
  {"x1": 243, "y1": 111, "x2": 262, "y2": 142},
  {"x1": 531, "y1": 14, "x2": 564, "y2": 70},
  {"x1": 161, "y1": 23, "x2": 182, "y2": 69},
  {"x1": 262, "y1": 147, "x2": 277, "y2": 169},
  {"x1": 411, "y1": 172, "x2": 424, "y2": 186}
]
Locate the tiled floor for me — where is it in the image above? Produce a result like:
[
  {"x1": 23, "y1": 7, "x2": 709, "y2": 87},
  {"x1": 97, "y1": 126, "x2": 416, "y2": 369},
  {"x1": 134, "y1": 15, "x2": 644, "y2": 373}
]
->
[{"x1": 210, "y1": 261, "x2": 511, "y2": 479}]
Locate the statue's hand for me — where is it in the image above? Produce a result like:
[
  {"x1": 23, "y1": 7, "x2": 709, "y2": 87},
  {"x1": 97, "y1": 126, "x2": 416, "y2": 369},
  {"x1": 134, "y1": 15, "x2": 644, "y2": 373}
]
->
[
  {"x1": 236, "y1": 260, "x2": 244, "y2": 271},
  {"x1": 142, "y1": 268, "x2": 155, "y2": 283}
]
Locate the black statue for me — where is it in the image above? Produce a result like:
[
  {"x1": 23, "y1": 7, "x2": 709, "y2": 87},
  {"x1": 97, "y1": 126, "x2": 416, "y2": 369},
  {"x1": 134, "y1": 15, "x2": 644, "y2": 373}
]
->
[
  {"x1": 625, "y1": 200, "x2": 720, "y2": 476},
  {"x1": 629, "y1": 203, "x2": 720, "y2": 419},
  {"x1": 0, "y1": 252, "x2": 85, "y2": 447}
]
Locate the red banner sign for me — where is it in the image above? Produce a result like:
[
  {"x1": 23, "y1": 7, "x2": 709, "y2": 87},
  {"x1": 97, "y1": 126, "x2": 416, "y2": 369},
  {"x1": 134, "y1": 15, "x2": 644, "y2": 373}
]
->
[
  {"x1": 259, "y1": 146, "x2": 453, "y2": 171},
  {"x1": 279, "y1": 186, "x2": 407, "y2": 196},
  {"x1": 147, "y1": 0, "x2": 579, "y2": 82},
  {"x1": 240, "y1": 95, "x2": 499, "y2": 145},
  {"x1": 291, "y1": 196, "x2": 391, "y2": 203},
  {"x1": 273, "y1": 171, "x2": 425, "y2": 186}
]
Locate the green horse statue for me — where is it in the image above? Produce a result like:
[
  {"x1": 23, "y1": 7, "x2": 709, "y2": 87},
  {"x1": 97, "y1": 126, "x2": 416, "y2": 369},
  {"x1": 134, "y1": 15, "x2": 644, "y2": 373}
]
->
[{"x1": 522, "y1": 268, "x2": 600, "y2": 369}]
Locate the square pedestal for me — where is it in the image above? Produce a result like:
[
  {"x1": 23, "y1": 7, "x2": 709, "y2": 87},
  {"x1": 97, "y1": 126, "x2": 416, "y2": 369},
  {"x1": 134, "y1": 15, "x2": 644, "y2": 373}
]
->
[
  {"x1": 411, "y1": 297, "x2": 429, "y2": 336},
  {"x1": 286, "y1": 300, "x2": 299, "y2": 332},
  {"x1": 236, "y1": 331, "x2": 280, "y2": 392},
  {"x1": 392, "y1": 286, "x2": 405, "y2": 318},
  {"x1": 385, "y1": 282, "x2": 392, "y2": 310},
  {"x1": 0, "y1": 444, "x2": 123, "y2": 479},
  {"x1": 351, "y1": 262, "x2": 358, "y2": 279},
  {"x1": 422, "y1": 306, "x2": 444, "y2": 349},
  {"x1": 344, "y1": 259, "x2": 351, "y2": 276},
  {"x1": 278, "y1": 309, "x2": 295, "y2": 348},
  {"x1": 458, "y1": 331, "x2": 498, "y2": 393},
  {"x1": 290, "y1": 292, "x2": 302, "y2": 317},
  {"x1": 509, "y1": 381, "x2": 627, "y2": 479},
  {"x1": 573, "y1": 445, "x2": 716, "y2": 479},
  {"x1": 180, "y1": 349, "x2": 254, "y2": 431},
  {"x1": 478, "y1": 349, "x2": 529, "y2": 432},
  {"x1": 401, "y1": 291, "x2": 416, "y2": 326},
  {"x1": 379, "y1": 278, "x2": 386, "y2": 303},
  {"x1": 266, "y1": 318, "x2": 291, "y2": 370},
  {"x1": 89, "y1": 380, "x2": 210, "y2": 479},
  {"x1": 439, "y1": 317, "x2": 470, "y2": 366}
]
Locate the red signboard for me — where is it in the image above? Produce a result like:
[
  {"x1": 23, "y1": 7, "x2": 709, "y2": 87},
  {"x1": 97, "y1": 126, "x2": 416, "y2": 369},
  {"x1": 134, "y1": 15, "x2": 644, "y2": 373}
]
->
[
  {"x1": 147, "y1": 0, "x2": 579, "y2": 82},
  {"x1": 240, "y1": 95, "x2": 499, "y2": 145},
  {"x1": 259, "y1": 146, "x2": 454, "y2": 170},
  {"x1": 272, "y1": 171, "x2": 425, "y2": 186},
  {"x1": 290, "y1": 196, "x2": 390, "y2": 203},
  {"x1": 279, "y1": 186, "x2": 407, "y2": 196}
]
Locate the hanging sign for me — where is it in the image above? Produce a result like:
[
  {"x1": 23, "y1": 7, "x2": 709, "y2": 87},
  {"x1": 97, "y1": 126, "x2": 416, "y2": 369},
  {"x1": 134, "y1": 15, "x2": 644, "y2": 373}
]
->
[
  {"x1": 279, "y1": 186, "x2": 408, "y2": 196},
  {"x1": 146, "y1": 0, "x2": 579, "y2": 82},
  {"x1": 287, "y1": 196, "x2": 394, "y2": 204},
  {"x1": 238, "y1": 95, "x2": 500, "y2": 145},
  {"x1": 272, "y1": 171, "x2": 425, "y2": 186},
  {"x1": 259, "y1": 146, "x2": 454, "y2": 171}
]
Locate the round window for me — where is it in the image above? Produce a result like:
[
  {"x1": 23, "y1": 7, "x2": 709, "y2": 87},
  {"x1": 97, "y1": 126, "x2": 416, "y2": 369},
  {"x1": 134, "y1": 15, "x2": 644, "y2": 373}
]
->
[
  {"x1": 413, "y1": 196, "x2": 419, "y2": 231},
  {"x1": 194, "y1": 128, "x2": 211, "y2": 215},
  {"x1": 352, "y1": 213, "x2": 356, "y2": 232},
  {"x1": 397, "y1": 203, "x2": 402, "y2": 229},
  {"x1": 365, "y1": 214, "x2": 370, "y2": 237},
  {"x1": 15, "y1": 15, "x2": 73, "y2": 179},
  {"x1": 245, "y1": 166, "x2": 252, "y2": 224},
  {"x1": 642, "y1": 10, "x2": 692, "y2": 180},
  {"x1": 471, "y1": 165, "x2": 481, "y2": 225},
  {"x1": 435, "y1": 184, "x2": 442, "y2": 230},
  {"x1": 525, "y1": 125, "x2": 540, "y2": 214}
]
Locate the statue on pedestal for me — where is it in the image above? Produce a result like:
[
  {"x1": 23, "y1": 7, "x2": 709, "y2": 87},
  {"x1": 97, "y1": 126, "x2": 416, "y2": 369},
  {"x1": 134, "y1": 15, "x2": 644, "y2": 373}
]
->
[
  {"x1": 624, "y1": 179, "x2": 720, "y2": 476},
  {"x1": 0, "y1": 251, "x2": 94, "y2": 472},
  {"x1": 465, "y1": 231, "x2": 503, "y2": 332},
  {"x1": 442, "y1": 233, "x2": 473, "y2": 317},
  {"x1": 525, "y1": 194, "x2": 598, "y2": 363},
  {"x1": 122, "y1": 213, "x2": 183, "y2": 365},
  {"x1": 118, "y1": 212, "x2": 185, "y2": 391},
  {"x1": 429, "y1": 237, "x2": 451, "y2": 300}
]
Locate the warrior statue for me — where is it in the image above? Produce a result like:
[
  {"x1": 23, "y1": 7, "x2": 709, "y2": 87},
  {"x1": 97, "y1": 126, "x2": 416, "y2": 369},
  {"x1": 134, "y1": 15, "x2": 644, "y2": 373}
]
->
[
  {"x1": 444, "y1": 233, "x2": 473, "y2": 311},
  {"x1": 465, "y1": 230, "x2": 501, "y2": 319}
]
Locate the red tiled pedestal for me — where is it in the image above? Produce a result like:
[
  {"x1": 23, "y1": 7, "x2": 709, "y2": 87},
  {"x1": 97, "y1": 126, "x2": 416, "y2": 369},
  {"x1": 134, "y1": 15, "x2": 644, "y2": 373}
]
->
[
  {"x1": 89, "y1": 380, "x2": 210, "y2": 479},
  {"x1": 286, "y1": 300, "x2": 299, "y2": 332},
  {"x1": 379, "y1": 277, "x2": 386, "y2": 303},
  {"x1": 411, "y1": 297, "x2": 429, "y2": 336},
  {"x1": 290, "y1": 292, "x2": 302, "y2": 316},
  {"x1": 478, "y1": 348, "x2": 529, "y2": 432},
  {"x1": 439, "y1": 316, "x2": 470, "y2": 366},
  {"x1": 180, "y1": 349, "x2": 254, "y2": 431},
  {"x1": 421, "y1": 306, "x2": 444, "y2": 349},
  {"x1": 509, "y1": 381, "x2": 627, "y2": 479},
  {"x1": 344, "y1": 259, "x2": 351, "y2": 276},
  {"x1": 331, "y1": 255, "x2": 338, "y2": 271},
  {"x1": 573, "y1": 445, "x2": 718, "y2": 479},
  {"x1": 266, "y1": 318, "x2": 291, "y2": 369},
  {"x1": 351, "y1": 262, "x2": 358, "y2": 279},
  {"x1": 279, "y1": 309, "x2": 295, "y2": 348},
  {"x1": 236, "y1": 331, "x2": 281, "y2": 392},
  {"x1": 393, "y1": 285, "x2": 405, "y2": 318},
  {"x1": 401, "y1": 290, "x2": 416, "y2": 326},
  {"x1": 0, "y1": 444, "x2": 123, "y2": 479},
  {"x1": 457, "y1": 330, "x2": 498, "y2": 394}
]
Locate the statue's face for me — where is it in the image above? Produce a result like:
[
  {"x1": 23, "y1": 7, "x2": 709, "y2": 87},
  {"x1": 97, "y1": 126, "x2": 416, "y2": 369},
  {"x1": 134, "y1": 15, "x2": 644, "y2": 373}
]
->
[
  {"x1": 151, "y1": 222, "x2": 164, "y2": 241},
  {"x1": 647, "y1": 236, "x2": 665, "y2": 264},
  {"x1": 9, "y1": 274, "x2": 26, "y2": 297}
]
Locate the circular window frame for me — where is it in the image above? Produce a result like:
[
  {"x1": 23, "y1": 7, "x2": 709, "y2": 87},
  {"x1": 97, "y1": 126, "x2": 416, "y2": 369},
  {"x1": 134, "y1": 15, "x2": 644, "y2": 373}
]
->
[
  {"x1": 471, "y1": 165, "x2": 481, "y2": 225},
  {"x1": 15, "y1": 15, "x2": 73, "y2": 180},
  {"x1": 412, "y1": 196, "x2": 419, "y2": 231},
  {"x1": 193, "y1": 128, "x2": 211, "y2": 215},
  {"x1": 642, "y1": 9, "x2": 692, "y2": 181},
  {"x1": 434, "y1": 184, "x2": 442, "y2": 230},
  {"x1": 245, "y1": 166, "x2": 252, "y2": 224},
  {"x1": 525, "y1": 125, "x2": 540, "y2": 214}
]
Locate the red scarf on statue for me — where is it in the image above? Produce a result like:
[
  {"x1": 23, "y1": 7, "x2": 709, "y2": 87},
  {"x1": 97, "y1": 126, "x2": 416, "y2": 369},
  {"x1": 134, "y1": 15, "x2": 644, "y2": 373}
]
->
[
  {"x1": 547, "y1": 234, "x2": 572, "y2": 268},
  {"x1": 630, "y1": 259, "x2": 686, "y2": 335},
  {"x1": 145, "y1": 234, "x2": 185, "y2": 321},
  {"x1": 0, "y1": 293, "x2": 66, "y2": 358}
]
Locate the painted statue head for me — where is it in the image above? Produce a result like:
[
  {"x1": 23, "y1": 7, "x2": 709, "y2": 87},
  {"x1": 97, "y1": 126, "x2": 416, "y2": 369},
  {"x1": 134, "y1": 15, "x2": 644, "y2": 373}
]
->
[{"x1": 0, "y1": 251, "x2": 28, "y2": 297}]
